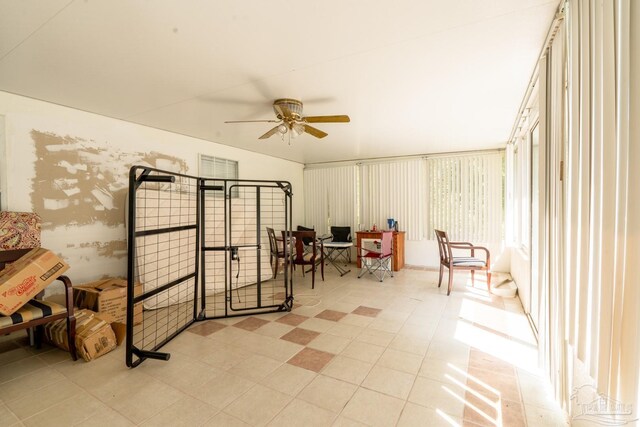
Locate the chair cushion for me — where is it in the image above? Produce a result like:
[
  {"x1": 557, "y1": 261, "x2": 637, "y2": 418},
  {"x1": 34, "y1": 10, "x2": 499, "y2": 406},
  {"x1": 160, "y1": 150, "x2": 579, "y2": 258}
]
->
[
  {"x1": 452, "y1": 257, "x2": 486, "y2": 267},
  {"x1": 330, "y1": 227, "x2": 351, "y2": 243},
  {"x1": 0, "y1": 212, "x2": 41, "y2": 250},
  {"x1": 0, "y1": 300, "x2": 66, "y2": 328}
]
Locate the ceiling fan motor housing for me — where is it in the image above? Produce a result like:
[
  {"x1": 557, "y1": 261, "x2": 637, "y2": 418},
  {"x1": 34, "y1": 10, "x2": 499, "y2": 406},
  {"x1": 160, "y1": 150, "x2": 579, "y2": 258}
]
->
[
  {"x1": 225, "y1": 98, "x2": 348, "y2": 140},
  {"x1": 274, "y1": 98, "x2": 303, "y2": 121}
]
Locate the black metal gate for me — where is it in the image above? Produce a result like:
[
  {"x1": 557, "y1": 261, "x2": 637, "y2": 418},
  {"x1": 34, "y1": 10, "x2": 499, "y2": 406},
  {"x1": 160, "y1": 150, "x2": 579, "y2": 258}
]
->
[
  {"x1": 199, "y1": 179, "x2": 294, "y2": 319},
  {"x1": 126, "y1": 166, "x2": 293, "y2": 367}
]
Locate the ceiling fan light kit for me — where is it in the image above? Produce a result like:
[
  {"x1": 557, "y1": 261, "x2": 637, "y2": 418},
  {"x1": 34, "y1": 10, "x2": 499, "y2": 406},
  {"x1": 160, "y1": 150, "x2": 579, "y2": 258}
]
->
[{"x1": 225, "y1": 98, "x2": 350, "y2": 142}]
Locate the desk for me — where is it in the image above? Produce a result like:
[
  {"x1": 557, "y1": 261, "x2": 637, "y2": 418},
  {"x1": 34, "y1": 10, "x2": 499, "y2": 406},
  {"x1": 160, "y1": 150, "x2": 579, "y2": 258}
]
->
[{"x1": 356, "y1": 231, "x2": 405, "y2": 271}]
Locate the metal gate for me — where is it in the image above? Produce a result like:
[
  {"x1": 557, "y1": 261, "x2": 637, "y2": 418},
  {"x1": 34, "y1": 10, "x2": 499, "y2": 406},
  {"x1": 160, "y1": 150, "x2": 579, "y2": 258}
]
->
[
  {"x1": 126, "y1": 166, "x2": 293, "y2": 367},
  {"x1": 199, "y1": 179, "x2": 294, "y2": 319}
]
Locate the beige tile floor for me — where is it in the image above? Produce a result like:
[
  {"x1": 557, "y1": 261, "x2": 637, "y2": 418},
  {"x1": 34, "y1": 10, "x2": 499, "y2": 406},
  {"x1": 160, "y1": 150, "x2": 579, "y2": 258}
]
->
[{"x1": 0, "y1": 267, "x2": 569, "y2": 426}]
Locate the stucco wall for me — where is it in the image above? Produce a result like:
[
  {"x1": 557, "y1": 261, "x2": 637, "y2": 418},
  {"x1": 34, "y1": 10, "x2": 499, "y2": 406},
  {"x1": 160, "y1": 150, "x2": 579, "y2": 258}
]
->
[{"x1": 0, "y1": 91, "x2": 304, "y2": 284}]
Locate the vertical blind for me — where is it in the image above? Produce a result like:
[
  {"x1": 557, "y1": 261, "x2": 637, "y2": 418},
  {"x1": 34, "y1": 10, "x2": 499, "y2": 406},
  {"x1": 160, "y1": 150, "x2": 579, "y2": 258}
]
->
[
  {"x1": 562, "y1": 0, "x2": 639, "y2": 409},
  {"x1": 520, "y1": 0, "x2": 640, "y2": 412},
  {"x1": 538, "y1": 19, "x2": 566, "y2": 404},
  {"x1": 426, "y1": 153, "x2": 504, "y2": 242},
  {"x1": 304, "y1": 155, "x2": 503, "y2": 243},
  {"x1": 360, "y1": 159, "x2": 425, "y2": 240},
  {"x1": 303, "y1": 165, "x2": 357, "y2": 235}
]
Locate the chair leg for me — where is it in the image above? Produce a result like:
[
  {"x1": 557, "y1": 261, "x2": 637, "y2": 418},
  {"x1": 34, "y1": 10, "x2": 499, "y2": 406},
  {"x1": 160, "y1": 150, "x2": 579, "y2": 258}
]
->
[
  {"x1": 438, "y1": 265, "x2": 443, "y2": 287},
  {"x1": 471, "y1": 270, "x2": 475, "y2": 286},
  {"x1": 67, "y1": 314, "x2": 77, "y2": 361},
  {"x1": 487, "y1": 271, "x2": 492, "y2": 292},
  {"x1": 34, "y1": 325, "x2": 44, "y2": 349},
  {"x1": 273, "y1": 257, "x2": 279, "y2": 279},
  {"x1": 447, "y1": 269, "x2": 454, "y2": 296},
  {"x1": 320, "y1": 257, "x2": 324, "y2": 281},
  {"x1": 311, "y1": 264, "x2": 315, "y2": 289}
]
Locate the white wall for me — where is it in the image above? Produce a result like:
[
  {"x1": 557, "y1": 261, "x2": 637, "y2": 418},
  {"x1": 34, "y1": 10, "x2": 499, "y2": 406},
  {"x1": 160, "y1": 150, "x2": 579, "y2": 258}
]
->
[{"x1": 0, "y1": 91, "x2": 304, "y2": 283}]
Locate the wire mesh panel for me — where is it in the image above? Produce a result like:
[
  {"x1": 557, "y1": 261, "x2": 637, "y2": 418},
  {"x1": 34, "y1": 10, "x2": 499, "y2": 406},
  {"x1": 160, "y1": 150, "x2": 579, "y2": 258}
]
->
[
  {"x1": 200, "y1": 179, "x2": 227, "y2": 317},
  {"x1": 202, "y1": 180, "x2": 293, "y2": 318},
  {"x1": 126, "y1": 166, "x2": 199, "y2": 367},
  {"x1": 127, "y1": 169, "x2": 293, "y2": 367}
]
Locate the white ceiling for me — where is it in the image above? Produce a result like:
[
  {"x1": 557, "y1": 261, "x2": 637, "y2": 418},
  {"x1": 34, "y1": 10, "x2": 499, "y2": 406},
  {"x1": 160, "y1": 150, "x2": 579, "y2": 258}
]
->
[{"x1": 0, "y1": 0, "x2": 558, "y2": 164}]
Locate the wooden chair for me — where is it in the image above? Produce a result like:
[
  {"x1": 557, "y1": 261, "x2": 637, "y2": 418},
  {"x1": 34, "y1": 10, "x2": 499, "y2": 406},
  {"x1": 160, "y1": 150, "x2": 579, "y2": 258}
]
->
[
  {"x1": 282, "y1": 230, "x2": 324, "y2": 289},
  {"x1": 434, "y1": 229, "x2": 491, "y2": 296},
  {"x1": 1, "y1": 212, "x2": 76, "y2": 360},
  {"x1": 0, "y1": 249, "x2": 77, "y2": 361},
  {"x1": 266, "y1": 227, "x2": 286, "y2": 279}
]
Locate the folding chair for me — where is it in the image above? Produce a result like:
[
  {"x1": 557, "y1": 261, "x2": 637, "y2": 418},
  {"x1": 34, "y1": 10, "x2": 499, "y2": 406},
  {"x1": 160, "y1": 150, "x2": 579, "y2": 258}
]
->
[
  {"x1": 319, "y1": 226, "x2": 352, "y2": 276},
  {"x1": 357, "y1": 231, "x2": 393, "y2": 282},
  {"x1": 329, "y1": 226, "x2": 353, "y2": 263}
]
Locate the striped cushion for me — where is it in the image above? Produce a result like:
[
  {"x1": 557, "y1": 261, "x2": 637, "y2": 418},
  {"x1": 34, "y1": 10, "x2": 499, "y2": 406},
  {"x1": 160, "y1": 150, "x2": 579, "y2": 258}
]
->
[
  {"x1": 0, "y1": 300, "x2": 66, "y2": 328},
  {"x1": 452, "y1": 257, "x2": 486, "y2": 267}
]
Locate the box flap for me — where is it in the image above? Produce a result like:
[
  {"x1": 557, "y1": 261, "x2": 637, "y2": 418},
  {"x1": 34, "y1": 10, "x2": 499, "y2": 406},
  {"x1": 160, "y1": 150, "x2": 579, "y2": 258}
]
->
[
  {"x1": 76, "y1": 278, "x2": 127, "y2": 292},
  {"x1": 111, "y1": 322, "x2": 127, "y2": 346},
  {"x1": 95, "y1": 279, "x2": 126, "y2": 291}
]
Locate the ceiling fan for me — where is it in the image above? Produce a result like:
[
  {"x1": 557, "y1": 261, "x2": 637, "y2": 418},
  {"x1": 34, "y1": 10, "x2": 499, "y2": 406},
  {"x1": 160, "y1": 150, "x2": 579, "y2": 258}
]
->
[{"x1": 224, "y1": 98, "x2": 350, "y2": 140}]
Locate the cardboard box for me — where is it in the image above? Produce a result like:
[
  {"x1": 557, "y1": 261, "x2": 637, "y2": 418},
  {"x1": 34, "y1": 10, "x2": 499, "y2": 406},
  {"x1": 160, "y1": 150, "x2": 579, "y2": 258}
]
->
[
  {"x1": 73, "y1": 278, "x2": 142, "y2": 325},
  {"x1": 0, "y1": 248, "x2": 69, "y2": 316},
  {"x1": 45, "y1": 308, "x2": 125, "y2": 362}
]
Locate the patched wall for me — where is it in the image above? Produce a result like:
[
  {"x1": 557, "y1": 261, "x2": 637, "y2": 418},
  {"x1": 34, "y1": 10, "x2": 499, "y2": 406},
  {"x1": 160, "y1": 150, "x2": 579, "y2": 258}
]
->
[
  {"x1": 31, "y1": 130, "x2": 187, "y2": 230},
  {"x1": 0, "y1": 92, "x2": 305, "y2": 284}
]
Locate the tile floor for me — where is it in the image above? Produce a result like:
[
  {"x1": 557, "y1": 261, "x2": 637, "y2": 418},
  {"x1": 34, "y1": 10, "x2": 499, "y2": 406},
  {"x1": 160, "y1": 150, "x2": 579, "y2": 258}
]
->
[{"x1": 0, "y1": 267, "x2": 569, "y2": 426}]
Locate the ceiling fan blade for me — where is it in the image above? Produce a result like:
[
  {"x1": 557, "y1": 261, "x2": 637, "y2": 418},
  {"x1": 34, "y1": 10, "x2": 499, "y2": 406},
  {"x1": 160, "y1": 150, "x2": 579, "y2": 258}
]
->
[
  {"x1": 225, "y1": 119, "x2": 279, "y2": 123},
  {"x1": 304, "y1": 115, "x2": 350, "y2": 123},
  {"x1": 303, "y1": 125, "x2": 328, "y2": 139},
  {"x1": 258, "y1": 126, "x2": 281, "y2": 140}
]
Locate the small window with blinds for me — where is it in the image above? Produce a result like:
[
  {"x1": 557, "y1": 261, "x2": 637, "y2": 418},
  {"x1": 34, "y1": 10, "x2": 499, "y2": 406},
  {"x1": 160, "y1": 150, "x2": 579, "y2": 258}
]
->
[
  {"x1": 199, "y1": 155, "x2": 239, "y2": 197},
  {"x1": 427, "y1": 152, "x2": 504, "y2": 242},
  {"x1": 200, "y1": 155, "x2": 238, "y2": 179}
]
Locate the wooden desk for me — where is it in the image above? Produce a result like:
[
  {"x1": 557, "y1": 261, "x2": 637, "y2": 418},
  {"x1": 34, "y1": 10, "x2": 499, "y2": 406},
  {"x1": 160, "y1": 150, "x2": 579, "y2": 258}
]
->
[{"x1": 356, "y1": 231, "x2": 405, "y2": 271}]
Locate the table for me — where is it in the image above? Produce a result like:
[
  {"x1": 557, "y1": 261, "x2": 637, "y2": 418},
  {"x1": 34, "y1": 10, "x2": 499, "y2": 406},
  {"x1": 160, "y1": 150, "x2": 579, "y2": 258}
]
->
[
  {"x1": 323, "y1": 241, "x2": 353, "y2": 276},
  {"x1": 356, "y1": 231, "x2": 405, "y2": 271}
]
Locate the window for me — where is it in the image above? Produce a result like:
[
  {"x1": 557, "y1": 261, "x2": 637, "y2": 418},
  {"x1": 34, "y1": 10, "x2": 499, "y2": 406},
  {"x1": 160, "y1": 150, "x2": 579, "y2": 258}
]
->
[
  {"x1": 427, "y1": 152, "x2": 504, "y2": 242},
  {"x1": 360, "y1": 159, "x2": 426, "y2": 240},
  {"x1": 513, "y1": 143, "x2": 521, "y2": 245},
  {"x1": 512, "y1": 131, "x2": 532, "y2": 251},
  {"x1": 303, "y1": 165, "x2": 358, "y2": 235},
  {"x1": 200, "y1": 155, "x2": 239, "y2": 197},
  {"x1": 199, "y1": 155, "x2": 238, "y2": 180}
]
